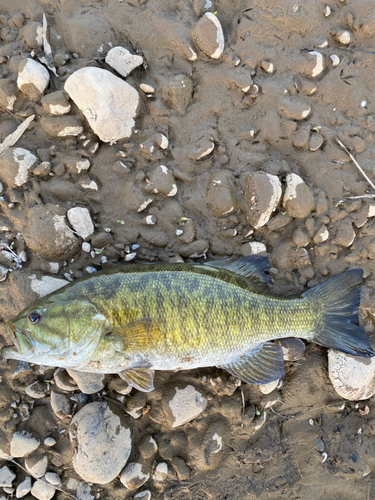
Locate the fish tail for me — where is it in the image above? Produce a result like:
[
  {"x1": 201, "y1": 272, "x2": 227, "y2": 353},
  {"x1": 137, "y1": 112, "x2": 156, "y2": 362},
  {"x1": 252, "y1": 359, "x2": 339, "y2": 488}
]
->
[{"x1": 303, "y1": 269, "x2": 375, "y2": 357}]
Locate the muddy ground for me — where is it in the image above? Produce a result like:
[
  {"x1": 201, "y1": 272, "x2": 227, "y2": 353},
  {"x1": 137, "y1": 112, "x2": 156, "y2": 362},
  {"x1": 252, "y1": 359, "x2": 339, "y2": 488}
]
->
[{"x1": 1, "y1": 0, "x2": 375, "y2": 499}]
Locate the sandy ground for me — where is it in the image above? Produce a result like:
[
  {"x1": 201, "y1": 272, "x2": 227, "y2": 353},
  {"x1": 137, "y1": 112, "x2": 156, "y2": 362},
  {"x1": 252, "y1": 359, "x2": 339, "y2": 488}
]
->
[{"x1": 1, "y1": 0, "x2": 375, "y2": 499}]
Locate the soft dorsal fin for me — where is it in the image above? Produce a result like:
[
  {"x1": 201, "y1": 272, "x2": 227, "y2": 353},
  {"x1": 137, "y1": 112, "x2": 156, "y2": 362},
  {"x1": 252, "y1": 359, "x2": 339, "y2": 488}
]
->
[
  {"x1": 119, "y1": 368, "x2": 155, "y2": 392},
  {"x1": 204, "y1": 256, "x2": 270, "y2": 292},
  {"x1": 222, "y1": 342, "x2": 284, "y2": 385}
]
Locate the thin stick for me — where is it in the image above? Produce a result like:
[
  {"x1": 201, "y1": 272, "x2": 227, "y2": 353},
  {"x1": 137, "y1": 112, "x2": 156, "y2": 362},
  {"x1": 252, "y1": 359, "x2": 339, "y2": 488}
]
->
[
  {"x1": 0, "y1": 115, "x2": 35, "y2": 156},
  {"x1": 345, "y1": 194, "x2": 375, "y2": 200},
  {"x1": 335, "y1": 138, "x2": 375, "y2": 191}
]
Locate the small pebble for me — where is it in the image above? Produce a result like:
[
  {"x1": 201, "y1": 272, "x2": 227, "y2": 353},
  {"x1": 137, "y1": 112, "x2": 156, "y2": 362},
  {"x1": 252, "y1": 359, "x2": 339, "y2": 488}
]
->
[
  {"x1": 335, "y1": 30, "x2": 351, "y2": 45},
  {"x1": 315, "y1": 439, "x2": 325, "y2": 452},
  {"x1": 153, "y1": 462, "x2": 168, "y2": 482},
  {"x1": 0, "y1": 466, "x2": 16, "y2": 488},
  {"x1": 330, "y1": 54, "x2": 340, "y2": 66},
  {"x1": 134, "y1": 491, "x2": 151, "y2": 500},
  {"x1": 10, "y1": 431, "x2": 40, "y2": 458},
  {"x1": 45, "y1": 472, "x2": 61, "y2": 486},
  {"x1": 30, "y1": 480, "x2": 56, "y2": 500},
  {"x1": 44, "y1": 437, "x2": 56, "y2": 447},
  {"x1": 16, "y1": 476, "x2": 32, "y2": 498}
]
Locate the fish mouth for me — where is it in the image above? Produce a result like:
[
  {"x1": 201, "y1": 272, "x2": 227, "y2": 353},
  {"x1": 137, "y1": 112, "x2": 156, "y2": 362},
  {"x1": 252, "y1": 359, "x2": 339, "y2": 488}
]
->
[{"x1": 2, "y1": 321, "x2": 34, "y2": 359}]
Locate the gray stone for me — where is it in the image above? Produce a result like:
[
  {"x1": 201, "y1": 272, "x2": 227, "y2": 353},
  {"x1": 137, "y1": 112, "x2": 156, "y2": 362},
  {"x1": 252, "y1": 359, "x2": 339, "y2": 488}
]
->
[
  {"x1": 17, "y1": 58, "x2": 49, "y2": 99},
  {"x1": 50, "y1": 391, "x2": 72, "y2": 419},
  {"x1": 333, "y1": 219, "x2": 355, "y2": 247},
  {"x1": 41, "y1": 90, "x2": 71, "y2": 115},
  {"x1": 44, "y1": 438, "x2": 56, "y2": 447},
  {"x1": 0, "y1": 147, "x2": 37, "y2": 188},
  {"x1": 16, "y1": 476, "x2": 31, "y2": 498},
  {"x1": 172, "y1": 457, "x2": 191, "y2": 480},
  {"x1": 54, "y1": 368, "x2": 77, "y2": 391},
  {"x1": 192, "y1": 13, "x2": 224, "y2": 59},
  {"x1": 134, "y1": 491, "x2": 151, "y2": 500},
  {"x1": 147, "y1": 165, "x2": 177, "y2": 197},
  {"x1": 328, "y1": 350, "x2": 375, "y2": 401},
  {"x1": 25, "y1": 454, "x2": 48, "y2": 478},
  {"x1": 105, "y1": 47, "x2": 143, "y2": 77},
  {"x1": 278, "y1": 97, "x2": 311, "y2": 121},
  {"x1": 276, "y1": 338, "x2": 305, "y2": 361},
  {"x1": 283, "y1": 173, "x2": 315, "y2": 219},
  {"x1": 44, "y1": 472, "x2": 61, "y2": 487},
  {"x1": 40, "y1": 115, "x2": 83, "y2": 137},
  {"x1": 153, "y1": 462, "x2": 168, "y2": 482},
  {"x1": 123, "y1": 181, "x2": 153, "y2": 213},
  {"x1": 108, "y1": 377, "x2": 132, "y2": 395},
  {"x1": 0, "y1": 466, "x2": 16, "y2": 488},
  {"x1": 126, "y1": 392, "x2": 147, "y2": 420},
  {"x1": 70, "y1": 401, "x2": 132, "y2": 484},
  {"x1": 138, "y1": 435, "x2": 158, "y2": 461},
  {"x1": 178, "y1": 240, "x2": 208, "y2": 259},
  {"x1": 64, "y1": 68, "x2": 140, "y2": 143},
  {"x1": 206, "y1": 170, "x2": 237, "y2": 217},
  {"x1": 244, "y1": 172, "x2": 282, "y2": 228},
  {"x1": 76, "y1": 482, "x2": 95, "y2": 500},
  {"x1": 0, "y1": 78, "x2": 18, "y2": 111},
  {"x1": 161, "y1": 75, "x2": 193, "y2": 115},
  {"x1": 163, "y1": 384, "x2": 207, "y2": 428},
  {"x1": 67, "y1": 207, "x2": 94, "y2": 240},
  {"x1": 25, "y1": 381, "x2": 50, "y2": 399},
  {"x1": 10, "y1": 431, "x2": 40, "y2": 458},
  {"x1": 30, "y1": 480, "x2": 55, "y2": 500},
  {"x1": 67, "y1": 370, "x2": 105, "y2": 394},
  {"x1": 120, "y1": 462, "x2": 150, "y2": 490}
]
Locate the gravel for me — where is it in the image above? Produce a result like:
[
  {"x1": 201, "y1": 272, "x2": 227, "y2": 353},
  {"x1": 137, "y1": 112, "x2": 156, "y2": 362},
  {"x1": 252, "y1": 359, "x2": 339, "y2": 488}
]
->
[{"x1": 10, "y1": 431, "x2": 40, "y2": 457}]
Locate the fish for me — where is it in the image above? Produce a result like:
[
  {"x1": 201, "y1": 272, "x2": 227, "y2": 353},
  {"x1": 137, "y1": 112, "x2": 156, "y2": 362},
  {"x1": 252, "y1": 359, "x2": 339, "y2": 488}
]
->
[{"x1": 2, "y1": 256, "x2": 374, "y2": 392}]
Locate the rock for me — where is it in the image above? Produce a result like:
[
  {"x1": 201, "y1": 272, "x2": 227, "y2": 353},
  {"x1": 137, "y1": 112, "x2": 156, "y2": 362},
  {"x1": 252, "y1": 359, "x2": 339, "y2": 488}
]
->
[
  {"x1": 134, "y1": 491, "x2": 151, "y2": 500},
  {"x1": 25, "y1": 381, "x2": 50, "y2": 399},
  {"x1": 23, "y1": 204, "x2": 80, "y2": 260},
  {"x1": 120, "y1": 462, "x2": 150, "y2": 490},
  {"x1": 17, "y1": 58, "x2": 49, "y2": 99},
  {"x1": 244, "y1": 172, "x2": 282, "y2": 228},
  {"x1": 362, "y1": 14, "x2": 375, "y2": 36},
  {"x1": 283, "y1": 173, "x2": 315, "y2": 219},
  {"x1": 125, "y1": 391, "x2": 147, "y2": 420},
  {"x1": 292, "y1": 228, "x2": 310, "y2": 247},
  {"x1": 153, "y1": 462, "x2": 168, "y2": 482},
  {"x1": 67, "y1": 207, "x2": 94, "y2": 240},
  {"x1": 206, "y1": 170, "x2": 237, "y2": 217},
  {"x1": 172, "y1": 457, "x2": 191, "y2": 480},
  {"x1": 41, "y1": 90, "x2": 71, "y2": 115},
  {"x1": 139, "y1": 227, "x2": 168, "y2": 248},
  {"x1": 123, "y1": 181, "x2": 153, "y2": 213},
  {"x1": 178, "y1": 239, "x2": 208, "y2": 258},
  {"x1": 192, "y1": 13, "x2": 224, "y2": 59},
  {"x1": 242, "y1": 242, "x2": 267, "y2": 256},
  {"x1": 18, "y1": 21, "x2": 42, "y2": 49},
  {"x1": 29, "y1": 276, "x2": 68, "y2": 298},
  {"x1": 10, "y1": 431, "x2": 40, "y2": 458},
  {"x1": 54, "y1": 368, "x2": 77, "y2": 391},
  {"x1": 259, "y1": 380, "x2": 279, "y2": 394},
  {"x1": 301, "y1": 51, "x2": 325, "y2": 78},
  {"x1": 70, "y1": 401, "x2": 132, "y2": 484},
  {"x1": 33, "y1": 162, "x2": 52, "y2": 177},
  {"x1": 50, "y1": 390, "x2": 72, "y2": 419},
  {"x1": 105, "y1": 47, "x2": 143, "y2": 77},
  {"x1": 313, "y1": 225, "x2": 329, "y2": 244},
  {"x1": 45, "y1": 472, "x2": 61, "y2": 487},
  {"x1": 276, "y1": 338, "x2": 305, "y2": 361},
  {"x1": 278, "y1": 97, "x2": 311, "y2": 121},
  {"x1": 140, "y1": 83, "x2": 155, "y2": 94},
  {"x1": 333, "y1": 219, "x2": 355, "y2": 247},
  {"x1": 292, "y1": 127, "x2": 310, "y2": 149},
  {"x1": 30, "y1": 480, "x2": 55, "y2": 500},
  {"x1": 40, "y1": 115, "x2": 84, "y2": 138},
  {"x1": 309, "y1": 132, "x2": 324, "y2": 151},
  {"x1": 209, "y1": 375, "x2": 241, "y2": 396},
  {"x1": 189, "y1": 135, "x2": 215, "y2": 161},
  {"x1": 163, "y1": 384, "x2": 207, "y2": 428},
  {"x1": 76, "y1": 482, "x2": 95, "y2": 500},
  {"x1": 334, "y1": 30, "x2": 351, "y2": 45},
  {"x1": 66, "y1": 370, "x2": 105, "y2": 394},
  {"x1": 16, "y1": 476, "x2": 31, "y2": 497},
  {"x1": 138, "y1": 435, "x2": 158, "y2": 461},
  {"x1": 108, "y1": 377, "x2": 132, "y2": 395},
  {"x1": 161, "y1": 74, "x2": 193, "y2": 114},
  {"x1": 0, "y1": 78, "x2": 18, "y2": 110},
  {"x1": 178, "y1": 218, "x2": 195, "y2": 244},
  {"x1": 44, "y1": 437, "x2": 56, "y2": 447},
  {"x1": 0, "y1": 147, "x2": 37, "y2": 188},
  {"x1": 64, "y1": 68, "x2": 140, "y2": 143},
  {"x1": 147, "y1": 166, "x2": 177, "y2": 196},
  {"x1": 25, "y1": 454, "x2": 48, "y2": 478},
  {"x1": 330, "y1": 54, "x2": 340, "y2": 67},
  {"x1": 202, "y1": 420, "x2": 229, "y2": 468},
  {"x1": 328, "y1": 350, "x2": 375, "y2": 400},
  {"x1": 260, "y1": 60, "x2": 274, "y2": 74},
  {"x1": 0, "y1": 466, "x2": 15, "y2": 487}
]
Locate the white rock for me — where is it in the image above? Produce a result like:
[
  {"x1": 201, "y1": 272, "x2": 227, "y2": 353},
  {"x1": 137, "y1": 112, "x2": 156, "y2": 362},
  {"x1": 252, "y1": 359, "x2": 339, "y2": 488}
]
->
[
  {"x1": 82, "y1": 242, "x2": 91, "y2": 253},
  {"x1": 134, "y1": 491, "x2": 151, "y2": 500},
  {"x1": 67, "y1": 207, "x2": 94, "y2": 240},
  {"x1": 335, "y1": 30, "x2": 351, "y2": 45},
  {"x1": 0, "y1": 466, "x2": 16, "y2": 488},
  {"x1": 44, "y1": 472, "x2": 61, "y2": 486},
  {"x1": 105, "y1": 47, "x2": 143, "y2": 78},
  {"x1": 168, "y1": 385, "x2": 207, "y2": 427},
  {"x1": 30, "y1": 480, "x2": 55, "y2": 500},
  {"x1": 120, "y1": 462, "x2": 150, "y2": 489},
  {"x1": 330, "y1": 54, "x2": 340, "y2": 67},
  {"x1": 328, "y1": 350, "x2": 375, "y2": 400},
  {"x1": 192, "y1": 13, "x2": 224, "y2": 59},
  {"x1": 323, "y1": 5, "x2": 331, "y2": 16},
  {"x1": 25, "y1": 455, "x2": 48, "y2": 478},
  {"x1": 153, "y1": 462, "x2": 168, "y2": 482},
  {"x1": 247, "y1": 242, "x2": 267, "y2": 255},
  {"x1": 17, "y1": 59, "x2": 50, "y2": 97},
  {"x1": 29, "y1": 275, "x2": 69, "y2": 297},
  {"x1": 12, "y1": 148, "x2": 37, "y2": 186},
  {"x1": 307, "y1": 51, "x2": 325, "y2": 78},
  {"x1": 245, "y1": 172, "x2": 282, "y2": 228},
  {"x1": 64, "y1": 68, "x2": 139, "y2": 143},
  {"x1": 44, "y1": 438, "x2": 56, "y2": 447},
  {"x1": 76, "y1": 482, "x2": 95, "y2": 500},
  {"x1": 139, "y1": 84, "x2": 155, "y2": 94},
  {"x1": 16, "y1": 476, "x2": 32, "y2": 498},
  {"x1": 259, "y1": 379, "x2": 279, "y2": 394},
  {"x1": 70, "y1": 401, "x2": 132, "y2": 484},
  {"x1": 67, "y1": 370, "x2": 105, "y2": 394},
  {"x1": 10, "y1": 431, "x2": 40, "y2": 458}
]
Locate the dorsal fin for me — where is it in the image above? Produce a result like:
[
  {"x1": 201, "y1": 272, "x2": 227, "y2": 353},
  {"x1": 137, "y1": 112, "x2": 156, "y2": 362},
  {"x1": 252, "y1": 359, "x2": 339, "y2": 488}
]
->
[{"x1": 204, "y1": 256, "x2": 270, "y2": 292}]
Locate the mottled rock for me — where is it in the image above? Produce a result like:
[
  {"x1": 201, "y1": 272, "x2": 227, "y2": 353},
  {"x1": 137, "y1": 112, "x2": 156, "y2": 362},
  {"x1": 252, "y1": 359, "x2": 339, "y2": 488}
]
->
[
  {"x1": 120, "y1": 462, "x2": 150, "y2": 490},
  {"x1": 33, "y1": 162, "x2": 52, "y2": 177},
  {"x1": 23, "y1": 204, "x2": 79, "y2": 260},
  {"x1": 125, "y1": 391, "x2": 147, "y2": 420},
  {"x1": 278, "y1": 97, "x2": 311, "y2": 121},
  {"x1": 309, "y1": 132, "x2": 324, "y2": 151},
  {"x1": 65, "y1": 68, "x2": 140, "y2": 142},
  {"x1": 105, "y1": 47, "x2": 143, "y2": 78},
  {"x1": 328, "y1": 350, "x2": 375, "y2": 400},
  {"x1": 70, "y1": 401, "x2": 132, "y2": 484},
  {"x1": 134, "y1": 491, "x2": 151, "y2": 500},
  {"x1": 41, "y1": 90, "x2": 71, "y2": 115},
  {"x1": 178, "y1": 239, "x2": 208, "y2": 258},
  {"x1": 163, "y1": 384, "x2": 207, "y2": 427},
  {"x1": 25, "y1": 454, "x2": 48, "y2": 478},
  {"x1": 108, "y1": 377, "x2": 132, "y2": 395},
  {"x1": 259, "y1": 380, "x2": 279, "y2": 394},
  {"x1": 139, "y1": 227, "x2": 168, "y2": 248},
  {"x1": 242, "y1": 242, "x2": 267, "y2": 256},
  {"x1": 29, "y1": 276, "x2": 68, "y2": 298},
  {"x1": 44, "y1": 437, "x2": 56, "y2": 447},
  {"x1": 138, "y1": 435, "x2": 158, "y2": 460},
  {"x1": 0, "y1": 466, "x2": 15, "y2": 487},
  {"x1": 189, "y1": 136, "x2": 215, "y2": 161},
  {"x1": 147, "y1": 165, "x2": 177, "y2": 196},
  {"x1": 66, "y1": 370, "x2": 105, "y2": 394},
  {"x1": 45, "y1": 472, "x2": 61, "y2": 486},
  {"x1": 313, "y1": 225, "x2": 329, "y2": 244},
  {"x1": 202, "y1": 420, "x2": 229, "y2": 468},
  {"x1": 67, "y1": 207, "x2": 94, "y2": 240},
  {"x1": 172, "y1": 457, "x2": 191, "y2": 480},
  {"x1": 206, "y1": 170, "x2": 237, "y2": 217},
  {"x1": 244, "y1": 172, "x2": 282, "y2": 228},
  {"x1": 192, "y1": 13, "x2": 224, "y2": 59},
  {"x1": 334, "y1": 30, "x2": 351, "y2": 45},
  {"x1": 54, "y1": 368, "x2": 77, "y2": 392},
  {"x1": 16, "y1": 476, "x2": 31, "y2": 497},
  {"x1": 123, "y1": 181, "x2": 153, "y2": 213},
  {"x1": 17, "y1": 58, "x2": 49, "y2": 99},
  {"x1": 40, "y1": 115, "x2": 83, "y2": 138},
  {"x1": 30, "y1": 480, "x2": 55, "y2": 500},
  {"x1": 25, "y1": 381, "x2": 50, "y2": 399},
  {"x1": 10, "y1": 431, "x2": 40, "y2": 458},
  {"x1": 292, "y1": 228, "x2": 310, "y2": 247},
  {"x1": 283, "y1": 173, "x2": 315, "y2": 219},
  {"x1": 333, "y1": 219, "x2": 356, "y2": 247},
  {"x1": 0, "y1": 147, "x2": 37, "y2": 187},
  {"x1": 51, "y1": 390, "x2": 72, "y2": 419},
  {"x1": 153, "y1": 462, "x2": 168, "y2": 482},
  {"x1": 0, "y1": 78, "x2": 18, "y2": 110},
  {"x1": 299, "y1": 51, "x2": 325, "y2": 78},
  {"x1": 161, "y1": 74, "x2": 193, "y2": 114}
]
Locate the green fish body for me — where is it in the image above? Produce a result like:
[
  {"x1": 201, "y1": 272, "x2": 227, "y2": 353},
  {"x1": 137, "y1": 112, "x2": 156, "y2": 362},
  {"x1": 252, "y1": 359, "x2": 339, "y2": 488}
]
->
[{"x1": 2, "y1": 257, "x2": 374, "y2": 392}]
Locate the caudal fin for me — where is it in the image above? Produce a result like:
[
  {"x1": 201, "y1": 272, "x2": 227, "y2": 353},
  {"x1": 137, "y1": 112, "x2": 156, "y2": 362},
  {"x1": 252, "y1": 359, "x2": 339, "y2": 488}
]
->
[{"x1": 303, "y1": 269, "x2": 375, "y2": 357}]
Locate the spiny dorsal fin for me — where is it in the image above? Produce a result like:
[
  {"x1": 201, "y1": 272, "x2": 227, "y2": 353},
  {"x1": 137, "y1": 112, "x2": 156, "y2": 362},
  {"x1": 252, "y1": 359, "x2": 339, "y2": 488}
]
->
[
  {"x1": 204, "y1": 256, "x2": 270, "y2": 292},
  {"x1": 222, "y1": 342, "x2": 284, "y2": 384},
  {"x1": 119, "y1": 368, "x2": 155, "y2": 392}
]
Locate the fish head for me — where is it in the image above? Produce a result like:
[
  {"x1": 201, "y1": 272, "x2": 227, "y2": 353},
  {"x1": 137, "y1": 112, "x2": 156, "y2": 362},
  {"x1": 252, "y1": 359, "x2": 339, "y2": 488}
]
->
[{"x1": 2, "y1": 295, "x2": 109, "y2": 369}]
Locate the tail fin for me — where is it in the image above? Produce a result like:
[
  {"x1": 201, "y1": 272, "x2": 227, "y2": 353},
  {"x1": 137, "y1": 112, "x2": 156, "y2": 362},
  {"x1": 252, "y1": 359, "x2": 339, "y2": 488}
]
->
[{"x1": 303, "y1": 269, "x2": 375, "y2": 357}]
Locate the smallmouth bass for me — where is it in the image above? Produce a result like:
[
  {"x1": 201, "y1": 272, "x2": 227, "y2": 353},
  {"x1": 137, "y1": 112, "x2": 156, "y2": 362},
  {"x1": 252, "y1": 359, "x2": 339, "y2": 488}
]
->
[{"x1": 2, "y1": 256, "x2": 374, "y2": 392}]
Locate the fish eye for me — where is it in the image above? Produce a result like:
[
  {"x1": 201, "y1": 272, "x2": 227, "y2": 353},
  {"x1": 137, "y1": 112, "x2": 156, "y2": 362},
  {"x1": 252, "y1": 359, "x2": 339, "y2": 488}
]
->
[{"x1": 28, "y1": 311, "x2": 42, "y2": 324}]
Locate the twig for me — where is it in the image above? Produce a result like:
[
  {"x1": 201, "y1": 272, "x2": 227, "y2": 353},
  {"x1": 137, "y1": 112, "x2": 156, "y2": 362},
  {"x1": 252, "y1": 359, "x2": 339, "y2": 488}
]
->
[
  {"x1": 335, "y1": 138, "x2": 375, "y2": 191},
  {"x1": 0, "y1": 115, "x2": 35, "y2": 156},
  {"x1": 345, "y1": 194, "x2": 375, "y2": 200}
]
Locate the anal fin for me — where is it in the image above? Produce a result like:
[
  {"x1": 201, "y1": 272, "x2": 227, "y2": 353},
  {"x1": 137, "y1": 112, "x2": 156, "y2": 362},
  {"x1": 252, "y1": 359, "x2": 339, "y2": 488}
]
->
[
  {"x1": 119, "y1": 368, "x2": 155, "y2": 392},
  {"x1": 222, "y1": 342, "x2": 284, "y2": 385}
]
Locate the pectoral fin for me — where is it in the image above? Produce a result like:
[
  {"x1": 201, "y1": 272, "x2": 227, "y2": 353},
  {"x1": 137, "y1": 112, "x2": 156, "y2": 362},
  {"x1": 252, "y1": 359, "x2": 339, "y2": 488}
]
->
[
  {"x1": 119, "y1": 368, "x2": 155, "y2": 392},
  {"x1": 222, "y1": 342, "x2": 284, "y2": 385},
  {"x1": 112, "y1": 317, "x2": 162, "y2": 350}
]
